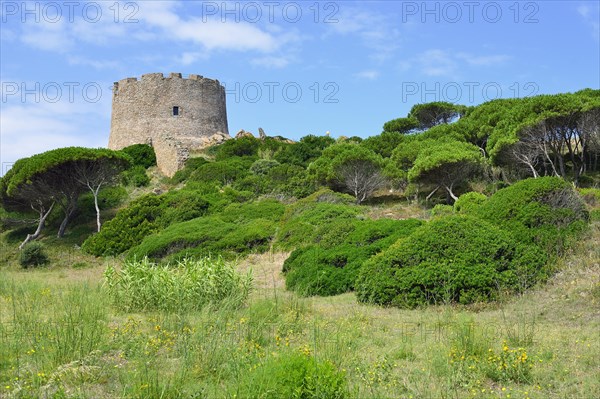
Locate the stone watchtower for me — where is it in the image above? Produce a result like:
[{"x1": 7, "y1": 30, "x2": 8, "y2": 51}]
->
[{"x1": 108, "y1": 72, "x2": 230, "y2": 176}]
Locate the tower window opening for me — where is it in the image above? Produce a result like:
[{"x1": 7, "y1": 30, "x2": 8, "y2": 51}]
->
[{"x1": 172, "y1": 106, "x2": 180, "y2": 116}]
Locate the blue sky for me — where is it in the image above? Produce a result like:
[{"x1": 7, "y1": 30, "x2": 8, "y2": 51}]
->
[{"x1": 1, "y1": 1, "x2": 599, "y2": 174}]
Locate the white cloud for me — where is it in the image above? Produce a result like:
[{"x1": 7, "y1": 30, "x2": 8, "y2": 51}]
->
[
  {"x1": 328, "y1": 7, "x2": 402, "y2": 63},
  {"x1": 251, "y1": 55, "x2": 292, "y2": 69},
  {"x1": 177, "y1": 52, "x2": 209, "y2": 66},
  {"x1": 577, "y1": 4, "x2": 600, "y2": 42},
  {"x1": 0, "y1": 83, "x2": 112, "y2": 170},
  {"x1": 0, "y1": 104, "x2": 108, "y2": 170},
  {"x1": 456, "y1": 53, "x2": 511, "y2": 66},
  {"x1": 354, "y1": 70, "x2": 379, "y2": 80},
  {"x1": 14, "y1": 1, "x2": 300, "y2": 70},
  {"x1": 411, "y1": 50, "x2": 512, "y2": 77},
  {"x1": 417, "y1": 50, "x2": 458, "y2": 77},
  {"x1": 20, "y1": 20, "x2": 74, "y2": 53},
  {"x1": 67, "y1": 56, "x2": 121, "y2": 70}
]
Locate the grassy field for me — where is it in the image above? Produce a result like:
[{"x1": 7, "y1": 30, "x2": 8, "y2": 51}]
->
[{"x1": 1, "y1": 221, "x2": 599, "y2": 398}]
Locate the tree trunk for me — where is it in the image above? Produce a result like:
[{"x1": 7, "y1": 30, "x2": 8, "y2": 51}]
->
[
  {"x1": 528, "y1": 164, "x2": 539, "y2": 178},
  {"x1": 557, "y1": 154, "x2": 566, "y2": 178},
  {"x1": 91, "y1": 184, "x2": 102, "y2": 232},
  {"x1": 425, "y1": 186, "x2": 440, "y2": 201},
  {"x1": 444, "y1": 185, "x2": 459, "y2": 204},
  {"x1": 57, "y1": 203, "x2": 77, "y2": 238},
  {"x1": 19, "y1": 203, "x2": 54, "y2": 250}
]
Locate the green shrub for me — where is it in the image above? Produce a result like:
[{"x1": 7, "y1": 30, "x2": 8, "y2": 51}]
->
[
  {"x1": 19, "y1": 241, "x2": 49, "y2": 268},
  {"x1": 284, "y1": 219, "x2": 423, "y2": 296},
  {"x1": 590, "y1": 209, "x2": 600, "y2": 222},
  {"x1": 215, "y1": 136, "x2": 260, "y2": 160},
  {"x1": 274, "y1": 135, "x2": 336, "y2": 167},
  {"x1": 476, "y1": 177, "x2": 589, "y2": 253},
  {"x1": 430, "y1": 204, "x2": 454, "y2": 218},
  {"x1": 121, "y1": 165, "x2": 150, "y2": 187},
  {"x1": 250, "y1": 159, "x2": 280, "y2": 175},
  {"x1": 104, "y1": 256, "x2": 251, "y2": 312},
  {"x1": 120, "y1": 144, "x2": 156, "y2": 169},
  {"x1": 170, "y1": 157, "x2": 209, "y2": 183},
  {"x1": 219, "y1": 199, "x2": 285, "y2": 223},
  {"x1": 277, "y1": 202, "x2": 360, "y2": 250},
  {"x1": 188, "y1": 158, "x2": 251, "y2": 186},
  {"x1": 82, "y1": 188, "x2": 250, "y2": 257},
  {"x1": 82, "y1": 195, "x2": 163, "y2": 256},
  {"x1": 454, "y1": 192, "x2": 487, "y2": 214},
  {"x1": 266, "y1": 164, "x2": 317, "y2": 198},
  {"x1": 159, "y1": 190, "x2": 211, "y2": 226},
  {"x1": 233, "y1": 350, "x2": 347, "y2": 399},
  {"x1": 232, "y1": 175, "x2": 270, "y2": 196},
  {"x1": 356, "y1": 215, "x2": 548, "y2": 308},
  {"x1": 128, "y1": 216, "x2": 277, "y2": 261},
  {"x1": 578, "y1": 188, "x2": 600, "y2": 207},
  {"x1": 276, "y1": 190, "x2": 359, "y2": 250}
]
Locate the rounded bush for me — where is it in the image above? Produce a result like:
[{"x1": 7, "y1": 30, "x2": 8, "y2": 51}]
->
[
  {"x1": 120, "y1": 144, "x2": 156, "y2": 169},
  {"x1": 121, "y1": 165, "x2": 150, "y2": 187},
  {"x1": 284, "y1": 218, "x2": 423, "y2": 296},
  {"x1": 276, "y1": 202, "x2": 360, "y2": 250},
  {"x1": 477, "y1": 177, "x2": 587, "y2": 226},
  {"x1": 476, "y1": 177, "x2": 589, "y2": 252},
  {"x1": 430, "y1": 204, "x2": 453, "y2": 218},
  {"x1": 233, "y1": 351, "x2": 347, "y2": 399},
  {"x1": 454, "y1": 192, "x2": 487, "y2": 214},
  {"x1": 128, "y1": 216, "x2": 278, "y2": 262},
  {"x1": 19, "y1": 242, "x2": 49, "y2": 268},
  {"x1": 250, "y1": 158, "x2": 280, "y2": 175},
  {"x1": 188, "y1": 158, "x2": 251, "y2": 186},
  {"x1": 355, "y1": 215, "x2": 547, "y2": 308},
  {"x1": 82, "y1": 195, "x2": 164, "y2": 256}
]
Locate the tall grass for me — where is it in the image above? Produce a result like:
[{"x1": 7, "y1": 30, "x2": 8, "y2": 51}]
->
[{"x1": 103, "y1": 256, "x2": 253, "y2": 312}]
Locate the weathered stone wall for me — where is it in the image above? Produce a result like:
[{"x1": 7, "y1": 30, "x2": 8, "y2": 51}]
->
[{"x1": 108, "y1": 72, "x2": 230, "y2": 176}]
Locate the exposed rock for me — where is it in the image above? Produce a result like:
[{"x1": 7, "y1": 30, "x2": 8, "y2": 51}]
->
[
  {"x1": 258, "y1": 127, "x2": 267, "y2": 140},
  {"x1": 271, "y1": 135, "x2": 295, "y2": 144},
  {"x1": 235, "y1": 129, "x2": 255, "y2": 139}
]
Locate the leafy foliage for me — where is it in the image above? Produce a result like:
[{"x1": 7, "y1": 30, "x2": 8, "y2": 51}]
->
[
  {"x1": 233, "y1": 350, "x2": 347, "y2": 399},
  {"x1": 309, "y1": 144, "x2": 387, "y2": 203},
  {"x1": 120, "y1": 144, "x2": 156, "y2": 169},
  {"x1": 121, "y1": 165, "x2": 150, "y2": 187},
  {"x1": 408, "y1": 102, "x2": 466, "y2": 130},
  {"x1": 250, "y1": 158, "x2": 281, "y2": 175},
  {"x1": 475, "y1": 177, "x2": 589, "y2": 252},
  {"x1": 276, "y1": 190, "x2": 360, "y2": 250},
  {"x1": 274, "y1": 134, "x2": 336, "y2": 167},
  {"x1": 128, "y1": 216, "x2": 277, "y2": 261},
  {"x1": 82, "y1": 194, "x2": 164, "y2": 256},
  {"x1": 188, "y1": 158, "x2": 251, "y2": 186},
  {"x1": 408, "y1": 140, "x2": 483, "y2": 202},
  {"x1": 454, "y1": 192, "x2": 487, "y2": 214},
  {"x1": 19, "y1": 242, "x2": 50, "y2": 268},
  {"x1": 170, "y1": 157, "x2": 210, "y2": 183},
  {"x1": 283, "y1": 219, "x2": 423, "y2": 296},
  {"x1": 355, "y1": 215, "x2": 547, "y2": 308},
  {"x1": 215, "y1": 136, "x2": 261, "y2": 160}
]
